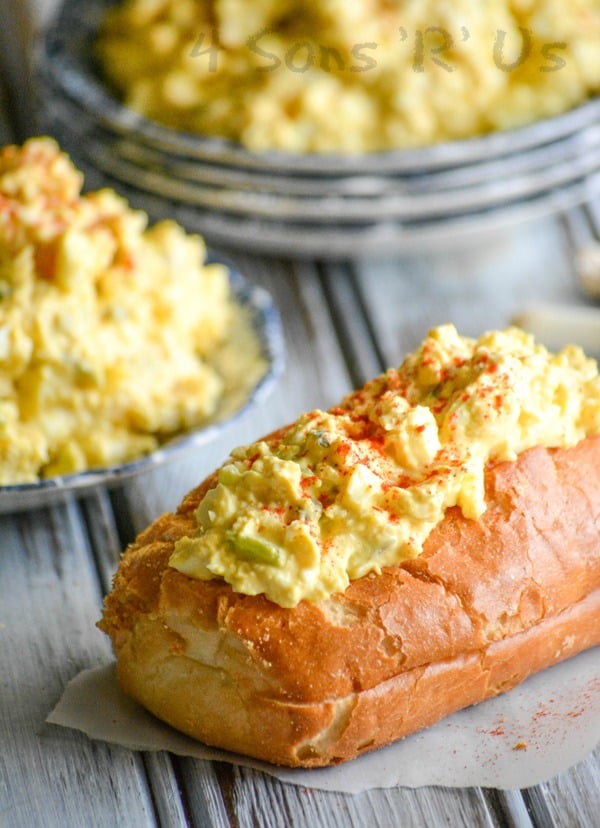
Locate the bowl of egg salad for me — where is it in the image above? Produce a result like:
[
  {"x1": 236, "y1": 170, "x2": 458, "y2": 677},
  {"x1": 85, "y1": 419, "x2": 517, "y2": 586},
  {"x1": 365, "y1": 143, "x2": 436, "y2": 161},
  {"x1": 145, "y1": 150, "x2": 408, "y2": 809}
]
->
[
  {"x1": 35, "y1": 0, "x2": 600, "y2": 255},
  {"x1": 0, "y1": 137, "x2": 284, "y2": 512}
]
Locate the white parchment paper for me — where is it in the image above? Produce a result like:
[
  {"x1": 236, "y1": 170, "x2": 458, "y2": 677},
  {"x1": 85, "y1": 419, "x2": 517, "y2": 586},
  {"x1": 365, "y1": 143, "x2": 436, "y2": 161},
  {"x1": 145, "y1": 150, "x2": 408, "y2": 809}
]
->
[{"x1": 47, "y1": 647, "x2": 599, "y2": 793}]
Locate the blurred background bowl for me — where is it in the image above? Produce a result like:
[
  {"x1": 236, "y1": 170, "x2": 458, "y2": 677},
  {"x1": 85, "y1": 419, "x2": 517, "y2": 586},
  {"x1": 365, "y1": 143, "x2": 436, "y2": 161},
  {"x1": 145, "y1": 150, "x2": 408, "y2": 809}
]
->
[{"x1": 34, "y1": 0, "x2": 600, "y2": 256}]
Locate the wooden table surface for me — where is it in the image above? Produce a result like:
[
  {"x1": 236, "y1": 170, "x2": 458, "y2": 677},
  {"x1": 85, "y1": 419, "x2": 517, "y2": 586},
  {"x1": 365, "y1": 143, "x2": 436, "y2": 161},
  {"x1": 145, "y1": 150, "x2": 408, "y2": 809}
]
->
[{"x1": 1, "y1": 7, "x2": 600, "y2": 825}]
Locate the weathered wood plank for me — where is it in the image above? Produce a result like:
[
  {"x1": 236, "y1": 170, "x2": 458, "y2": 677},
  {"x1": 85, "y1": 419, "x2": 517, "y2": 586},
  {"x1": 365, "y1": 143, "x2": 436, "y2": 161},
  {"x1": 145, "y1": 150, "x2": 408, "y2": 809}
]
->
[
  {"x1": 79, "y1": 489, "x2": 124, "y2": 592},
  {"x1": 141, "y1": 753, "x2": 192, "y2": 828},
  {"x1": 0, "y1": 501, "x2": 156, "y2": 827},
  {"x1": 485, "y1": 788, "x2": 534, "y2": 828},
  {"x1": 170, "y1": 758, "x2": 233, "y2": 828},
  {"x1": 353, "y1": 216, "x2": 584, "y2": 368},
  {"x1": 318, "y1": 260, "x2": 385, "y2": 387},
  {"x1": 523, "y1": 747, "x2": 600, "y2": 828},
  {"x1": 227, "y1": 765, "x2": 500, "y2": 828},
  {"x1": 82, "y1": 491, "x2": 234, "y2": 827}
]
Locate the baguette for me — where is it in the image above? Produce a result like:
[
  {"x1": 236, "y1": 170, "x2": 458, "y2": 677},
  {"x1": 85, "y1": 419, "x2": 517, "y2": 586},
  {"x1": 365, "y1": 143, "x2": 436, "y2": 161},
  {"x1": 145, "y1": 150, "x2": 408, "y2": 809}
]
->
[
  {"x1": 99, "y1": 326, "x2": 600, "y2": 767},
  {"x1": 99, "y1": 436, "x2": 600, "y2": 767}
]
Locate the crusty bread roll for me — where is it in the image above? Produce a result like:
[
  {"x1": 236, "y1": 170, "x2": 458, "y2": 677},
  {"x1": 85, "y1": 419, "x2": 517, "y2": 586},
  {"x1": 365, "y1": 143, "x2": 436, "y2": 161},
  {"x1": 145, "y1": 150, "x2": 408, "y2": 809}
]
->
[{"x1": 99, "y1": 435, "x2": 600, "y2": 767}]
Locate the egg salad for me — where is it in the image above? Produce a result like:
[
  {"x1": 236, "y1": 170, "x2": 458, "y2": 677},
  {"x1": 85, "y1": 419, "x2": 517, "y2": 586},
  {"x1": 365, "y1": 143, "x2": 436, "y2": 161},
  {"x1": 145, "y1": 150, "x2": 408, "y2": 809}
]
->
[
  {"x1": 0, "y1": 137, "x2": 232, "y2": 484},
  {"x1": 170, "y1": 324, "x2": 600, "y2": 606},
  {"x1": 97, "y1": 0, "x2": 600, "y2": 153}
]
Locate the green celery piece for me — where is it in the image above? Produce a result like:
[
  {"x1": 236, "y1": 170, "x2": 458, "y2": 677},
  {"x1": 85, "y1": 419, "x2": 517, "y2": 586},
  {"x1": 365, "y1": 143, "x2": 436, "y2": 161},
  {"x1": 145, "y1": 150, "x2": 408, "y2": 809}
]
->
[
  {"x1": 218, "y1": 465, "x2": 241, "y2": 486},
  {"x1": 226, "y1": 532, "x2": 282, "y2": 565}
]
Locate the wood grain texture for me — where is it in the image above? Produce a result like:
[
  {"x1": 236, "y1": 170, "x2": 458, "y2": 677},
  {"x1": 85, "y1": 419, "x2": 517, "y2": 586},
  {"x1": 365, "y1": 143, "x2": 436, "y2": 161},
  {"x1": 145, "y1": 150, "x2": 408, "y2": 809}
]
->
[
  {"x1": 225, "y1": 765, "x2": 500, "y2": 828},
  {"x1": 524, "y1": 748, "x2": 600, "y2": 828},
  {"x1": 0, "y1": 502, "x2": 156, "y2": 827},
  {"x1": 354, "y1": 215, "x2": 586, "y2": 369}
]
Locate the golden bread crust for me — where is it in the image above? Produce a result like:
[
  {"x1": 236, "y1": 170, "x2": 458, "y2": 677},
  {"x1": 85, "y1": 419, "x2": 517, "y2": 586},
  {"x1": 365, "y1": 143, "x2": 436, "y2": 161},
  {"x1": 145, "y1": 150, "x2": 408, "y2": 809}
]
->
[{"x1": 99, "y1": 437, "x2": 600, "y2": 767}]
